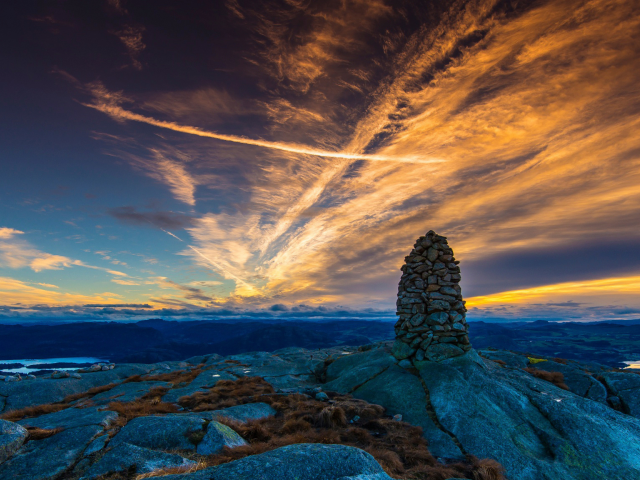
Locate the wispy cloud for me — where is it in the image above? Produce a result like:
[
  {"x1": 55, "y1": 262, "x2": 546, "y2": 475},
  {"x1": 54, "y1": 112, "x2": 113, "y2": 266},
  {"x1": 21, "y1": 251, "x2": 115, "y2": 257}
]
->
[
  {"x1": 0, "y1": 226, "x2": 127, "y2": 276},
  {"x1": 0, "y1": 228, "x2": 24, "y2": 239},
  {"x1": 84, "y1": 83, "x2": 444, "y2": 164},
  {"x1": 111, "y1": 25, "x2": 145, "y2": 70},
  {"x1": 0, "y1": 276, "x2": 124, "y2": 306}
]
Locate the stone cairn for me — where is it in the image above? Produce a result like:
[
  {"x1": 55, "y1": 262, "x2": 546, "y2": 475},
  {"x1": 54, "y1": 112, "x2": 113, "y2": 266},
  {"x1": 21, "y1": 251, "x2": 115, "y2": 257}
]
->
[{"x1": 393, "y1": 230, "x2": 471, "y2": 362}]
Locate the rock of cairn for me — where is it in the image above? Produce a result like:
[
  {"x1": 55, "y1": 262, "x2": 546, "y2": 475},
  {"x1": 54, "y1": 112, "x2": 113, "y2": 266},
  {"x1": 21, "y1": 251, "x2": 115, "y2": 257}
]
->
[{"x1": 393, "y1": 230, "x2": 471, "y2": 362}]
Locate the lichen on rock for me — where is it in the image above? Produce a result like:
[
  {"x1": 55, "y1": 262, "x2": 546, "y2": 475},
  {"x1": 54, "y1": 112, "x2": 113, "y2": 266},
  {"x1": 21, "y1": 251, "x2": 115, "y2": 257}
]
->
[{"x1": 393, "y1": 230, "x2": 470, "y2": 362}]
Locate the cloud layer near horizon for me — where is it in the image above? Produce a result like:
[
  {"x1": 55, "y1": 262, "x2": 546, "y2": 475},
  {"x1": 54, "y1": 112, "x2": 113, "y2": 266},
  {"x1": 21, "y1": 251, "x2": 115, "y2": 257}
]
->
[{"x1": 2, "y1": 0, "x2": 640, "y2": 321}]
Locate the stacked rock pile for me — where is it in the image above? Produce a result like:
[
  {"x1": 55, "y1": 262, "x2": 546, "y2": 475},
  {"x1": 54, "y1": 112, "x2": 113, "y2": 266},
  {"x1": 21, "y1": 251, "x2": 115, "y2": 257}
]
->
[{"x1": 393, "y1": 230, "x2": 471, "y2": 362}]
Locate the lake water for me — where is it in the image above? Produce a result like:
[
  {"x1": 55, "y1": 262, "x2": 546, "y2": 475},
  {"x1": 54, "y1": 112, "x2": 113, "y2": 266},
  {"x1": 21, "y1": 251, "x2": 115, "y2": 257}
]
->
[
  {"x1": 0, "y1": 357, "x2": 108, "y2": 374},
  {"x1": 624, "y1": 361, "x2": 640, "y2": 370}
]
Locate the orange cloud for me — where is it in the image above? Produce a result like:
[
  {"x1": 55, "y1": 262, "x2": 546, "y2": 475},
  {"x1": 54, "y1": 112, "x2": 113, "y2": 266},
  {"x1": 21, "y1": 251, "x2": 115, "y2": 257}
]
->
[
  {"x1": 80, "y1": 0, "x2": 640, "y2": 312},
  {"x1": 85, "y1": 86, "x2": 444, "y2": 165},
  {"x1": 0, "y1": 277, "x2": 124, "y2": 306},
  {"x1": 0, "y1": 226, "x2": 128, "y2": 276}
]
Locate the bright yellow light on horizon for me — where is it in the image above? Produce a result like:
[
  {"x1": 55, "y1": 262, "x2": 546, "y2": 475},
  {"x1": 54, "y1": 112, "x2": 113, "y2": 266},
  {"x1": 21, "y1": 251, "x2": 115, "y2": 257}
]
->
[{"x1": 466, "y1": 274, "x2": 640, "y2": 307}]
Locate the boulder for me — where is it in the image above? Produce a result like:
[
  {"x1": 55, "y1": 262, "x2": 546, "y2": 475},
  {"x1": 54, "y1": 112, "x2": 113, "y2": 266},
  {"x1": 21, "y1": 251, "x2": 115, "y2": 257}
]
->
[
  {"x1": 161, "y1": 443, "x2": 392, "y2": 480},
  {"x1": 0, "y1": 424, "x2": 103, "y2": 479},
  {"x1": 170, "y1": 402, "x2": 276, "y2": 425},
  {"x1": 18, "y1": 406, "x2": 117, "y2": 430},
  {"x1": 0, "y1": 419, "x2": 28, "y2": 463},
  {"x1": 416, "y1": 350, "x2": 640, "y2": 480},
  {"x1": 391, "y1": 340, "x2": 415, "y2": 360},
  {"x1": 80, "y1": 442, "x2": 195, "y2": 479},
  {"x1": 109, "y1": 415, "x2": 205, "y2": 451},
  {"x1": 206, "y1": 403, "x2": 276, "y2": 423},
  {"x1": 600, "y1": 372, "x2": 640, "y2": 417},
  {"x1": 83, "y1": 434, "x2": 109, "y2": 456},
  {"x1": 196, "y1": 420, "x2": 247, "y2": 455},
  {"x1": 324, "y1": 348, "x2": 396, "y2": 393},
  {"x1": 424, "y1": 343, "x2": 464, "y2": 362}
]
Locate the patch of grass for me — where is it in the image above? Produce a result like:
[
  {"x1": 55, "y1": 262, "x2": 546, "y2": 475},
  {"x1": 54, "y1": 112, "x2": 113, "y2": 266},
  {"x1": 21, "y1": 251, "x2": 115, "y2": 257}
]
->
[
  {"x1": 491, "y1": 359, "x2": 507, "y2": 366},
  {"x1": 552, "y1": 357, "x2": 568, "y2": 365},
  {"x1": 63, "y1": 383, "x2": 120, "y2": 404},
  {"x1": 122, "y1": 374, "x2": 144, "y2": 383},
  {"x1": 524, "y1": 368, "x2": 570, "y2": 391},
  {"x1": 142, "y1": 377, "x2": 506, "y2": 480},
  {"x1": 135, "y1": 461, "x2": 207, "y2": 479},
  {"x1": 178, "y1": 376, "x2": 275, "y2": 411},
  {"x1": 141, "y1": 364, "x2": 205, "y2": 388},
  {"x1": 0, "y1": 373, "x2": 149, "y2": 422},
  {"x1": 223, "y1": 359, "x2": 245, "y2": 365},
  {"x1": 106, "y1": 387, "x2": 179, "y2": 423},
  {"x1": 527, "y1": 357, "x2": 547, "y2": 365},
  {"x1": 25, "y1": 426, "x2": 64, "y2": 441},
  {"x1": 0, "y1": 403, "x2": 70, "y2": 422}
]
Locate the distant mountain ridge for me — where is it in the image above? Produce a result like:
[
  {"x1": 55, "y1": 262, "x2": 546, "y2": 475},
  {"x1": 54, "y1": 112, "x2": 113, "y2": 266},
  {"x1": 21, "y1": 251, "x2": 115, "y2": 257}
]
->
[
  {"x1": 0, "y1": 319, "x2": 394, "y2": 364},
  {"x1": 1, "y1": 319, "x2": 639, "y2": 368}
]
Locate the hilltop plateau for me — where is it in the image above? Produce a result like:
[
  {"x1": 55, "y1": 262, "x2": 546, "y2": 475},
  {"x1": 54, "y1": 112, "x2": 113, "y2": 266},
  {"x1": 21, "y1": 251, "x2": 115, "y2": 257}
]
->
[{"x1": 2, "y1": 341, "x2": 640, "y2": 480}]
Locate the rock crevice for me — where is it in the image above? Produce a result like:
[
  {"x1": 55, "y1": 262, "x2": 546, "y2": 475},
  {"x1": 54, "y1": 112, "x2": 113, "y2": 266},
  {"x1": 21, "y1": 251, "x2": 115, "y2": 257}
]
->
[{"x1": 416, "y1": 376, "x2": 467, "y2": 455}]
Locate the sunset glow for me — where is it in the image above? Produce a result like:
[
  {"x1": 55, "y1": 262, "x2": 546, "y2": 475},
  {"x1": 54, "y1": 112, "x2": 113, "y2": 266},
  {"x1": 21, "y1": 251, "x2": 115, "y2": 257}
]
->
[{"x1": 2, "y1": 0, "x2": 639, "y2": 321}]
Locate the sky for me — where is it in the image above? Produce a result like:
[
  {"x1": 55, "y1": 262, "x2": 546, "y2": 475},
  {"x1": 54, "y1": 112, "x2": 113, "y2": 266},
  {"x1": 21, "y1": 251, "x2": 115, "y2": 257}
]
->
[{"x1": 1, "y1": 0, "x2": 639, "y2": 322}]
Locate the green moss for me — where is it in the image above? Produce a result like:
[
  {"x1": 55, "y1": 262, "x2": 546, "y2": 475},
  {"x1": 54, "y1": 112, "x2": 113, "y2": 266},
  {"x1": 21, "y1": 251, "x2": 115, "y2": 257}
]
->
[{"x1": 528, "y1": 357, "x2": 547, "y2": 365}]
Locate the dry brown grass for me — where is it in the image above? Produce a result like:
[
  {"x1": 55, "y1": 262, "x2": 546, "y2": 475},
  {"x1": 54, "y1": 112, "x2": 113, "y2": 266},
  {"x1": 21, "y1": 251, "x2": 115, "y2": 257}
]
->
[
  {"x1": 0, "y1": 374, "x2": 145, "y2": 422},
  {"x1": 137, "y1": 377, "x2": 506, "y2": 480},
  {"x1": 524, "y1": 368, "x2": 570, "y2": 391},
  {"x1": 178, "y1": 376, "x2": 275, "y2": 411},
  {"x1": 135, "y1": 461, "x2": 208, "y2": 479},
  {"x1": 552, "y1": 357, "x2": 568, "y2": 365},
  {"x1": 63, "y1": 383, "x2": 120, "y2": 404},
  {"x1": 0, "y1": 403, "x2": 70, "y2": 422},
  {"x1": 223, "y1": 359, "x2": 249, "y2": 367},
  {"x1": 25, "y1": 426, "x2": 64, "y2": 441},
  {"x1": 491, "y1": 359, "x2": 507, "y2": 366},
  {"x1": 106, "y1": 387, "x2": 179, "y2": 422},
  {"x1": 139, "y1": 364, "x2": 205, "y2": 388}
]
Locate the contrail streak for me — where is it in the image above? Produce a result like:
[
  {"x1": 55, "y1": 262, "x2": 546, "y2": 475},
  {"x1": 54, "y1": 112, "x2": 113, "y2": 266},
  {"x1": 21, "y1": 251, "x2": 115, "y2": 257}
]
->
[
  {"x1": 86, "y1": 102, "x2": 443, "y2": 165},
  {"x1": 159, "y1": 228, "x2": 256, "y2": 291},
  {"x1": 160, "y1": 228, "x2": 184, "y2": 242},
  {"x1": 187, "y1": 245, "x2": 256, "y2": 291}
]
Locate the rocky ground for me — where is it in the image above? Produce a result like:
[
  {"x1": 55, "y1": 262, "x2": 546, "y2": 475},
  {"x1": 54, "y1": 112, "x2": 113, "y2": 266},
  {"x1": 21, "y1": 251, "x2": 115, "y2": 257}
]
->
[{"x1": 1, "y1": 343, "x2": 640, "y2": 480}]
